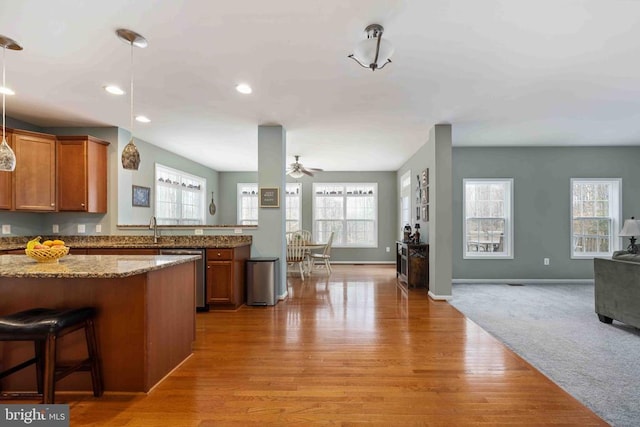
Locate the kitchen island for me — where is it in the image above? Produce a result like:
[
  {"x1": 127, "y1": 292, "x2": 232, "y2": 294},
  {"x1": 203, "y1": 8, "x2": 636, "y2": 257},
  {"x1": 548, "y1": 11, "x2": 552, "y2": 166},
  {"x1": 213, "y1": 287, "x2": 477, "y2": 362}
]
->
[{"x1": 0, "y1": 254, "x2": 199, "y2": 393}]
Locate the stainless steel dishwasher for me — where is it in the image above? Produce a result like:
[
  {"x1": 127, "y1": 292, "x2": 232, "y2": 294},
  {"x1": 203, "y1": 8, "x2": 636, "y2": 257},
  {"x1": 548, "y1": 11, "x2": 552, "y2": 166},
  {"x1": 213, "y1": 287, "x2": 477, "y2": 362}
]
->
[{"x1": 159, "y1": 248, "x2": 207, "y2": 311}]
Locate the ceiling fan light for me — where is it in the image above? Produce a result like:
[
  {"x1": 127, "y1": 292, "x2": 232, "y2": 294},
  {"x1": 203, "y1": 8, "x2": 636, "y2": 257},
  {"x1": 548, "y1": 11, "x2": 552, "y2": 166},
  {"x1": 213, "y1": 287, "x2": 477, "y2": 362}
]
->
[{"x1": 288, "y1": 170, "x2": 305, "y2": 179}]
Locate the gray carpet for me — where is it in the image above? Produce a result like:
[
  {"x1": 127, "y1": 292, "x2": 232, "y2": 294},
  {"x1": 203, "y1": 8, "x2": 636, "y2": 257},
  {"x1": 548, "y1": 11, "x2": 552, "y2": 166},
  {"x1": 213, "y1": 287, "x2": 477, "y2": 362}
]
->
[{"x1": 449, "y1": 282, "x2": 640, "y2": 427}]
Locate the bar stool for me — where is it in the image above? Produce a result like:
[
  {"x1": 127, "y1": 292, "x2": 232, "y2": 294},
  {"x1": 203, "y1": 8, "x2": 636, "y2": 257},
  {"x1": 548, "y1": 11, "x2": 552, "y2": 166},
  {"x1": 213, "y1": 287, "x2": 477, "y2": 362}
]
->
[{"x1": 0, "y1": 307, "x2": 103, "y2": 404}]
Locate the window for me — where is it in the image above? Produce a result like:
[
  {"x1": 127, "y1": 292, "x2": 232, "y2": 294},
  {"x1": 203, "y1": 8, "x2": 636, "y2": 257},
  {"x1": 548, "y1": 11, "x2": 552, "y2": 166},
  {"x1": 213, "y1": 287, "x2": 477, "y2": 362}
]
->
[
  {"x1": 571, "y1": 178, "x2": 621, "y2": 258},
  {"x1": 237, "y1": 183, "x2": 258, "y2": 225},
  {"x1": 155, "y1": 164, "x2": 206, "y2": 225},
  {"x1": 284, "y1": 183, "x2": 302, "y2": 232},
  {"x1": 237, "y1": 183, "x2": 301, "y2": 229},
  {"x1": 463, "y1": 179, "x2": 513, "y2": 259},
  {"x1": 312, "y1": 183, "x2": 377, "y2": 248},
  {"x1": 400, "y1": 171, "x2": 411, "y2": 240}
]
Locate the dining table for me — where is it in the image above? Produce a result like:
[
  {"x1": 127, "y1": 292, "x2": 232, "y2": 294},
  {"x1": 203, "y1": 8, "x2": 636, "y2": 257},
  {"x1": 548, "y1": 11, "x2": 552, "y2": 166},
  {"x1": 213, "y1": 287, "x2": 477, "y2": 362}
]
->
[{"x1": 288, "y1": 240, "x2": 326, "y2": 274}]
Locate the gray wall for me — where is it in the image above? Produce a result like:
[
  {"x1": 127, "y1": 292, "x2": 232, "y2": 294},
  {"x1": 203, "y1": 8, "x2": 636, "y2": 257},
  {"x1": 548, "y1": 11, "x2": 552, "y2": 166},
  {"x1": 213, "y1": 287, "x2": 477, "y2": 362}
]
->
[
  {"x1": 453, "y1": 146, "x2": 640, "y2": 281},
  {"x1": 218, "y1": 170, "x2": 397, "y2": 263}
]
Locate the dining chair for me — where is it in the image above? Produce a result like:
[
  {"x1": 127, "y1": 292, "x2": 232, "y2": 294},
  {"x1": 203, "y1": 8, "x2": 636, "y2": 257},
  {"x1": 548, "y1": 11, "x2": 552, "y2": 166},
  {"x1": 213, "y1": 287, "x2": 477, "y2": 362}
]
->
[
  {"x1": 286, "y1": 236, "x2": 308, "y2": 280},
  {"x1": 310, "y1": 231, "x2": 334, "y2": 274}
]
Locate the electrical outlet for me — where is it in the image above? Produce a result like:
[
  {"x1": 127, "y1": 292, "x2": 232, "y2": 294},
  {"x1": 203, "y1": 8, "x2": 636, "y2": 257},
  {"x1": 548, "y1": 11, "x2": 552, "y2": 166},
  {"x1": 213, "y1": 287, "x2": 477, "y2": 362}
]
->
[
  {"x1": 234, "y1": 228, "x2": 242, "y2": 234},
  {"x1": 194, "y1": 228, "x2": 203, "y2": 235},
  {"x1": 1, "y1": 224, "x2": 10, "y2": 235},
  {"x1": 544, "y1": 258, "x2": 550, "y2": 266},
  {"x1": 77, "y1": 224, "x2": 86, "y2": 233},
  {"x1": 385, "y1": 247, "x2": 390, "y2": 252},
  {"x1": 95, "y1": 224, "x2": 102, "y2": 233},
  {"x1": 52, "y1": 224, "x2": 59, "y2": 233}
]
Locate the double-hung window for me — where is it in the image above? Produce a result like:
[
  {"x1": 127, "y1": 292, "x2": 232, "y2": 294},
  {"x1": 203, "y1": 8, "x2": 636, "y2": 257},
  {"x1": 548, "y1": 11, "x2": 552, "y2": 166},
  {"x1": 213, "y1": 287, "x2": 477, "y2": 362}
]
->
[
  {"x1": 236, "y1": 183, "x2": 302, "y2": 229},
  {"x1": 571, "y1": 178, "x2": 621, "y2": 258},
  {"x1": 463, "y1": 179, "x2": 513, "y2": 259},
  {"x1": 312, "y1": 183, "x2": 377, "y2": 247},
  {"x1": 155, "y1": 164, "x2": 206, "y2": 225}
]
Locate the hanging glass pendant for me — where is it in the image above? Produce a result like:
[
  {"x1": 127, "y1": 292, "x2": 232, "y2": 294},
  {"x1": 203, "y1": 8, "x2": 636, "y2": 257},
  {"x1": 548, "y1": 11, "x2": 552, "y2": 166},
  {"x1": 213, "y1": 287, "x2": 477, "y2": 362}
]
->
[
  {"x1": 0, "y1": 35, "x2": 22, "y2": 172},
  {"x1": 121, "y1": 137, "x2": 140, "y2": 170},
  {"x1": 0, "y1": 138, "x2": 15, "y2": 171}
]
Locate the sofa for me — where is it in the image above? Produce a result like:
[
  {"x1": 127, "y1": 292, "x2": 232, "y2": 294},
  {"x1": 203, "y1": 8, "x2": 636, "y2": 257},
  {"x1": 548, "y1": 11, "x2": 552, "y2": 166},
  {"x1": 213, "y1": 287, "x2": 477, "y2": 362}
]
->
[{"x1": 594, "y1": 251, "x2": 640, "y2": 328}]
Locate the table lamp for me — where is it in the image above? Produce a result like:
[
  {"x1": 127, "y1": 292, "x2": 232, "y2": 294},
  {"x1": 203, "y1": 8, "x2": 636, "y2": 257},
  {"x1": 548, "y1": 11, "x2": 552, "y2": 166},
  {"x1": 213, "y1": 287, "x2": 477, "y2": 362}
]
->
[{"x1": 619, "y1": 217, "x2": 640, "y2": 254}]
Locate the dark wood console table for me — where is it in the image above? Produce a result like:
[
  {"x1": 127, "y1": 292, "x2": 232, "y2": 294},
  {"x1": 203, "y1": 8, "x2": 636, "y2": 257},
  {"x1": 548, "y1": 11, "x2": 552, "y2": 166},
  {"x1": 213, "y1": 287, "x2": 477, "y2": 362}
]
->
[{"x1": 396, "y1": 241, "x2": 429, "y2": 289}]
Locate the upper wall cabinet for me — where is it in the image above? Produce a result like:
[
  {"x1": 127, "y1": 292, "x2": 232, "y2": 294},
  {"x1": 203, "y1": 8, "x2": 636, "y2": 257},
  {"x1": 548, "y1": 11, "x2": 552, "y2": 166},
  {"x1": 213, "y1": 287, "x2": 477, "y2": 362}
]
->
[
  {"x1": 57, "y1": 135, "x2": 109, "y2": 213},
  {"x1": 0, "y1": 130, "x2": 13, "y2": 210},
  {"x1": 13, "y1": 130, "x2": 56, "y2": 211}
]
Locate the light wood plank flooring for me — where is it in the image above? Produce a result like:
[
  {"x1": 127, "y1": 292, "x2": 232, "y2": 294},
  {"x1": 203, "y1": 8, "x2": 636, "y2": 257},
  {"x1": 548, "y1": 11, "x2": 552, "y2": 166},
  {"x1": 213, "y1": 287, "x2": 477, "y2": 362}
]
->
[{"x1": 57, "y1": 265, "x2": 605, "y2": 425}]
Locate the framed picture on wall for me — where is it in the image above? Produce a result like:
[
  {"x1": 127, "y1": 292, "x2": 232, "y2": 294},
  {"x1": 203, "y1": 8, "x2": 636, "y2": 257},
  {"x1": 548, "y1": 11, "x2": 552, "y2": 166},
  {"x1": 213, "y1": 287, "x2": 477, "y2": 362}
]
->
[
  {"x1": 259, "y1": 187, "x2": 280, "y2": 208},
  {"x1": 132, "y1": 185, "x2": 150, "y2": 207}
]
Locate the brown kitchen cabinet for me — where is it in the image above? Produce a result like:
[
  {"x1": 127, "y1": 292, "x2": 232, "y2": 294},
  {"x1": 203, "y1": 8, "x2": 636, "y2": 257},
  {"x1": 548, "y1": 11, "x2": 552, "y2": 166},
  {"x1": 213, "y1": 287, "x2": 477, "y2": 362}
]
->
[
  {"x1": 206, "y1": 246, "x2": 250, "y2": 309},
  {"x1": 57, "y1": 135, "x2": 109, "y2": 212},
  {"x1": 13, "y1": 130, "x2": 56, "y2": 211},
  {"x1": 0, "y1": 130, "x2": 13, "y2": 210}
]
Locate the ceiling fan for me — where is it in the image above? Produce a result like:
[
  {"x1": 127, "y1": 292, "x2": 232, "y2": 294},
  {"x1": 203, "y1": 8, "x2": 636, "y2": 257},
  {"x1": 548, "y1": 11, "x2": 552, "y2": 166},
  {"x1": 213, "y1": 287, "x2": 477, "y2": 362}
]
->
[{"x1": 286, "y1": 155, "x2": 323, "y2": 178}]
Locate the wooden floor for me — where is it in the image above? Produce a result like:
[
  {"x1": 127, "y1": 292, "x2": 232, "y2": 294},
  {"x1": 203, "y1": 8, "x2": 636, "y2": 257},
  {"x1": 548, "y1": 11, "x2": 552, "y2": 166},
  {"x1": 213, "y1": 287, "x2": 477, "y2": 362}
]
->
[{"x1": 54, "y1": 265, "x2": 605, "y2": 426}]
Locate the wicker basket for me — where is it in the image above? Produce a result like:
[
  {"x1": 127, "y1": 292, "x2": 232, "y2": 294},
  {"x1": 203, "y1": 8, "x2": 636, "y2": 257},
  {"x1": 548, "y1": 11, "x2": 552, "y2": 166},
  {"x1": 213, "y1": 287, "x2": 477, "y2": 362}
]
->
[{"x1": 25, "y1": 246, "x2": 70, "y2": 263}]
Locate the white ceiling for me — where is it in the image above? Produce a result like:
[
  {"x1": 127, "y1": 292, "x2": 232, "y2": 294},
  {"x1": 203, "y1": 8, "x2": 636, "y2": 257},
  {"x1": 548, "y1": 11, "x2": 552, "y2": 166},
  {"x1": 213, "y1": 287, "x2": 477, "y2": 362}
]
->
[{"x1": 1, "y1": 0, "x2": 640, "y2": 172}]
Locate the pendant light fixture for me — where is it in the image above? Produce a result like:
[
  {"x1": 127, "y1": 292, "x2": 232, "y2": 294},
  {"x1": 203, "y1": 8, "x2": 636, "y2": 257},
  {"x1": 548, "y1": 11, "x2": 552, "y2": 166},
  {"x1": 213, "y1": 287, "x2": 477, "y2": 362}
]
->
[
  {"x1": 0, "y1": 35, "x2": 22, "y2": 172},
  {"x1": 117, "y1": 28, "x2": 148, "y2": 170},
  {"x1": 348, "y1": 24, "x2": 394, "y2": 71}
]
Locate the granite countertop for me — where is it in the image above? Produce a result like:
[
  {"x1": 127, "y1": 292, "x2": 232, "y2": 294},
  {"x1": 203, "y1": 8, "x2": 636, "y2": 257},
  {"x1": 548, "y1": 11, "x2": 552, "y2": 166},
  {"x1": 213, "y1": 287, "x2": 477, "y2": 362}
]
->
[
  {"x1": 0, "y1": 254, "x2": 200, "y2": 279},
  {"x1": 0, "y1": 235, "x2": 252, "y2": 251}
]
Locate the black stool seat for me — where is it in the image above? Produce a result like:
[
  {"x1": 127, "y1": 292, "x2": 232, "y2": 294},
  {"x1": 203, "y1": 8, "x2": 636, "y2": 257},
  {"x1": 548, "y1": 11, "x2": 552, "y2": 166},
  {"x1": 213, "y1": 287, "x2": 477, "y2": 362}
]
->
[
  {"x1": 0, "y1": 307, "x2": 103, "y2": 404},
  {"x1": 0, "y1": 307, "x2": 97, "y2": 339}
]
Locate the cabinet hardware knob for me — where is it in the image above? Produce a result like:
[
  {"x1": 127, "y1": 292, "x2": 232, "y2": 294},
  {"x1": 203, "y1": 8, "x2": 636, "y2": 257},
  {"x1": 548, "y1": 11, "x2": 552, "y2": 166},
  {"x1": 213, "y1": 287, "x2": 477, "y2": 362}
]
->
[
  {"x1": 81, "y1": 203, "x2": 85, "y2": 207},
  {"x1": 50, "y1": 203, "x2": 55, "y2": 206},
  {"x1": 217, "y1": 253, "x2": 221, "y2": 256}
]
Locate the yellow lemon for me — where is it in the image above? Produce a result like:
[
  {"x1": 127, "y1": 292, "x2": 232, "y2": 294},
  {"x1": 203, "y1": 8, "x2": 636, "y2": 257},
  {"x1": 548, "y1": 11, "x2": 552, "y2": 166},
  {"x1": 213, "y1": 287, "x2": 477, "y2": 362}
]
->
[
  {"x1": 52, "y1": 239, "x2": 65, "y2": 246},
  {"x1": 43, "y1": 240, "x2": 54, "y2": 247}
]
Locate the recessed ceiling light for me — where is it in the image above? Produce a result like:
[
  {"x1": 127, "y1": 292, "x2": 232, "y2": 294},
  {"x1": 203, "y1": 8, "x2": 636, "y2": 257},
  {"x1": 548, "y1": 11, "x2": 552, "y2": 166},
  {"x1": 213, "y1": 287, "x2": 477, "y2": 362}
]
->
[
  {"x1": 135, "y1": 115, "x2": 150, "y2": 123},
  {"x1": 0, "y1": 86, "x2": 15, "y2": 96},
  {"x1": 104, "y1": 85, "x2": 125, "y2": 95},
  {"x1": 236, "y1": 83, "x2": 252, "y2": 94}
]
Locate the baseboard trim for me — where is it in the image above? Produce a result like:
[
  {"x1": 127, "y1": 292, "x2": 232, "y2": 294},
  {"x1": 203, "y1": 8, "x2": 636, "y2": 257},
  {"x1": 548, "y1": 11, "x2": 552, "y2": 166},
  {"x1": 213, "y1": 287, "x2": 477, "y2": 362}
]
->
[
  {"x1": 327, "y1": 261, "x2": 395, "y2": 265},
  {"x1": 428, "y1": 290, "x2": 452, "y2": 301},
  {"x1": 452, "y1": 278, "x2": 594, "y2": 285}
]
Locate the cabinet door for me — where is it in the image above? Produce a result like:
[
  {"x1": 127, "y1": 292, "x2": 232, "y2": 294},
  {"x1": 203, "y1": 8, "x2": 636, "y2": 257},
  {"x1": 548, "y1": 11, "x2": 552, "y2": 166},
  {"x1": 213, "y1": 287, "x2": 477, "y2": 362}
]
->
[
  {"x1": 0, "y1": 131, "x2": 13, "y2": 210},
  {"x1": 57, "y1": 139, "x2": 87, "y2": 211},
  {"x1": 13, "y1": 132, "x2": 56, "y2": 211},
  {"x1": 57, "y1": 136, "x2": 108, "y2": 212},
  {"x1": 85, "y1": 248, "x2": 160, "y2": 255},
  {"x1": 206, "y1": 261, "x2": 233, "y2": 304}
]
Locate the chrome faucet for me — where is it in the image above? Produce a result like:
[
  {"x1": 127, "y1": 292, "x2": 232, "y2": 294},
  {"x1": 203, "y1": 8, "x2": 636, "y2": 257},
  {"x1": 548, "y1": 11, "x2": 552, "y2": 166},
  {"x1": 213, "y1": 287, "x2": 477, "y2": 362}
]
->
[{"x1": 149, "y1": 216, "x2": 159, "y2": 244}]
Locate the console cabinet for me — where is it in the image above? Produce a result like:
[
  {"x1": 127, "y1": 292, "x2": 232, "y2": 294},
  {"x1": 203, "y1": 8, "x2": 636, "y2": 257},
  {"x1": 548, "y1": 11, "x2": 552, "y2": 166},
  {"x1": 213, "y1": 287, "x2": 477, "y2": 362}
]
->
[
  {"x1": 57, "y1": 135, "x2": 109, "y2": 212},
  {"x1": 396, "y1": 242, "x2": 429, "y2": 289},
  {"x1": 206, "y1": 246, "x2": 250, "y2": 309}
]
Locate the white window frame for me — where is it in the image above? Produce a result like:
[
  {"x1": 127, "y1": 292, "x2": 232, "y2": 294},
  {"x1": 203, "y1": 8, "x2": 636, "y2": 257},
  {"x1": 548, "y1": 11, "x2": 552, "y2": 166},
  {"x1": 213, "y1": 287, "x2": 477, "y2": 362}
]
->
[
  {"x1": 570, "y1": 178, "x2": 622, "y2": 259},
  {"x1": 463, "y1": 178, "x2": 514, "y2": 259},
  {"x1": 237, "y1": 183, "x2": 259, "y2": 225},
  {"x1": 284, "y1": 183, "x2": 302, "y2": 232},
  {"x1": 154, "y1": 164, "x2": 206, "y2": 225},
  {"x1": 312, "y1": 183, "x2": 378, "y2": 248},
  {"x1": 236, "y1": 183, "x2": 302, "y2": 229},
  {"x1": 400, "y1": 170, "x2": 411, "y2": 240}
]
